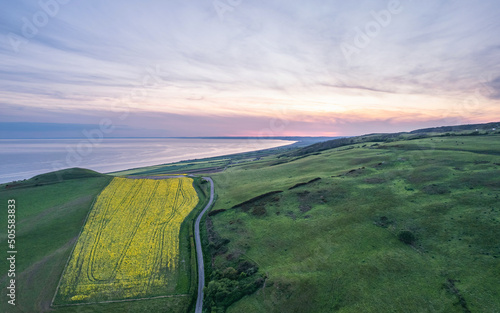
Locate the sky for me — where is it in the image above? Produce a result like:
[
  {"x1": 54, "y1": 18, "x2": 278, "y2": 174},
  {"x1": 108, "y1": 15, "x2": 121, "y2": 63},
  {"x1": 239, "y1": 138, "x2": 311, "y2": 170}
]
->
[{"x1": 1, "y1": 0, "x2": 499, "y2": 137}]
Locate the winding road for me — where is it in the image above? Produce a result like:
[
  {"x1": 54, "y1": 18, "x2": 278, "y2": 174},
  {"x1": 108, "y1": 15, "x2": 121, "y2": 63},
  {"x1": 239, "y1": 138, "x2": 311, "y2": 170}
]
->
[{"x1": 195, "y1": 177, "x2": 214, "y2": 313}]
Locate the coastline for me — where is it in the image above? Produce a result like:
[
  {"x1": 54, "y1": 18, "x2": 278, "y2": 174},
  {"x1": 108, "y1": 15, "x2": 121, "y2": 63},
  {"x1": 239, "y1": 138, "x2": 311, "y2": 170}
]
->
[{"x1": 0, "y1": 138, "x2": 298, "y2": 184}]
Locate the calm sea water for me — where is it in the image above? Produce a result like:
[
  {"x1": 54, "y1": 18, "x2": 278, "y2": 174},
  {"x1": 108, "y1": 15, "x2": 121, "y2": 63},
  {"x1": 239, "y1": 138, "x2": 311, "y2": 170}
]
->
[{"x1": 0, "y1": 138, "x2": 293, "y2": 183}]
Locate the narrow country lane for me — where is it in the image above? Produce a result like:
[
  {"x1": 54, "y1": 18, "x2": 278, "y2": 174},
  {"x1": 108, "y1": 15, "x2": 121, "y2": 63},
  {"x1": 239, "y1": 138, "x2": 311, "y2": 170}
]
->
[{"x1": 195, "y1": 177, "x2": 214, "y2": 313}]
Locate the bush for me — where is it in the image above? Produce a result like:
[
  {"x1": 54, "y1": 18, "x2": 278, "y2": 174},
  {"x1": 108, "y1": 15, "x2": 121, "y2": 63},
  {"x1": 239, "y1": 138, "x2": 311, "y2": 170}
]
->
[
  {"x1": 237, "y1": 260, "x2": 258, "y2": 276},
  {"x1": 375, "y1": 216, "x2": 391, "y2": 228},
  {"x1": 204, "y1": 275, "x2": 265, "y2": 312},
  {"x1": 221, "y1": 267, "x2": 239, "y2": 280},
  {"x1": 398, "y1": 230, "x2": 416, "y2": 245}
]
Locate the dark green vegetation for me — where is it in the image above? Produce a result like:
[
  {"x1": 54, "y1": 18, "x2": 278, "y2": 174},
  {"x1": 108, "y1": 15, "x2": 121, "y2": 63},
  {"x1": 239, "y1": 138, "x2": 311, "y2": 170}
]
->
[
  {"x1": 202, "y1": 212, "x2": 265, "y2": 313},
  {"x1": 204, "y1": 132, "x2": 500, "y2": 312},
  {"x1": 0, "y1": 169, "x2": 211, "y2": 313}
]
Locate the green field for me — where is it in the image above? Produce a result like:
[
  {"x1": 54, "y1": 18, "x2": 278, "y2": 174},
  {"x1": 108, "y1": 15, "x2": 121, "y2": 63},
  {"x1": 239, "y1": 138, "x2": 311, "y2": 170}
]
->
[
  {"x1": 0, "y1": 169, "x2": 211, "y2": 313},
  {"x1": 204, "y1": 134, "x2": 500, "y2": 312}
]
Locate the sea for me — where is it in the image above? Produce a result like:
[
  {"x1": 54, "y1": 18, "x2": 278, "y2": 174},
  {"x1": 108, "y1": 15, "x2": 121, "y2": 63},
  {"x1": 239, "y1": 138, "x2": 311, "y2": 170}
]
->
[{"x1": 0, "y1": 138, "x2": 294, "y2": 184}]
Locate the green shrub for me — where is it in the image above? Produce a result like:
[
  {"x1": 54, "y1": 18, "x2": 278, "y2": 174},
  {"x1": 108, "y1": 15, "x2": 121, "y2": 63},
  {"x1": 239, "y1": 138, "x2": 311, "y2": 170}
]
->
[
  {"x1": 204, "y1": 275, "x2": 264, "y2": 312},
  {"x1": 398, "y1": 230, "x2": 416, "y2": 245}
]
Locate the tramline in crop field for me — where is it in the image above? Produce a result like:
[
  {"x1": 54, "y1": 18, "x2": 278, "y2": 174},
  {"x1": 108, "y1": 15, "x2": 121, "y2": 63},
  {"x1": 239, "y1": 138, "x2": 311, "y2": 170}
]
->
[{"x1": 54, "y1": 177, "x2": 199, "y2": 304}]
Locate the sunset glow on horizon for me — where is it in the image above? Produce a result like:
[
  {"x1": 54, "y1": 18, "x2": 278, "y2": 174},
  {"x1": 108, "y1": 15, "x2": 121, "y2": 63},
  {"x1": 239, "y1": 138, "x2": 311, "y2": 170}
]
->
[{"x1": 1, "y1": 1, "x2": 499, "y2": 137}]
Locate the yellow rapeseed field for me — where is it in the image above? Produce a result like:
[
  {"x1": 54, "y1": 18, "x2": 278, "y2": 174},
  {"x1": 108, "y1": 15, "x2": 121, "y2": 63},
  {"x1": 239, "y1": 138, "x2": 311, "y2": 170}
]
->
[{"x1": 56, "y1": 177, "x2": 199, "y2": 303}]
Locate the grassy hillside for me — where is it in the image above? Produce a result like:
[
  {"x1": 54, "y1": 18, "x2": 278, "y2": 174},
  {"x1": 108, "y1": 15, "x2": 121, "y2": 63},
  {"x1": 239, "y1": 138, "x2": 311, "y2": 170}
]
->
[
  {"x1": 291, "y1": 122, "x2": 500, "y2": 156},
  {"x1": 0, "y1": 169, "x2": 113, "y2": 312},
  {"x1": 206, "y1": 134, "x2": 500, "y2": 312},
  {"x1": 4, "y1": 168, "x2": 107, "y2": 189}
]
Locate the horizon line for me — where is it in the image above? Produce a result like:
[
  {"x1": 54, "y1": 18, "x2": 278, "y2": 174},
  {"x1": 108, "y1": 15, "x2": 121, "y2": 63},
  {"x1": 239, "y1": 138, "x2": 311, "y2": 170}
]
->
[{"x1": 0, "y1": 136, "x2": 344, "y2": 140}]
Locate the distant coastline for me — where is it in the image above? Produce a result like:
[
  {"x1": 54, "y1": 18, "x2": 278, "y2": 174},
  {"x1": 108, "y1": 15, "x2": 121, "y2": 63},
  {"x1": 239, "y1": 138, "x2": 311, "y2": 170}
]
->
[{"x1": 0, "y1": 138, "x2": 306, "y2": 184}]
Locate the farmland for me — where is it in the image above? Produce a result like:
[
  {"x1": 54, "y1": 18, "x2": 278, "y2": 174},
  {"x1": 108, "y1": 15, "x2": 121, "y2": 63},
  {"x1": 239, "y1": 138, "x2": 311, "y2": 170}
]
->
[{"x1": 54, "y1": 177, "x2": 199, "y2": 304}]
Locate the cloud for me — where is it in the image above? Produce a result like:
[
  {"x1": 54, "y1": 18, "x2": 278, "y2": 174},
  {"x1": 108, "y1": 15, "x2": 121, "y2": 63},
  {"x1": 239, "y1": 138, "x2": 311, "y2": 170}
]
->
[
  {"x1": 487, "y1": 76, "x2": 500, "y2": 99},
  {"x1": 1, "y1": 0, "x2": 500, "y2": 136}
]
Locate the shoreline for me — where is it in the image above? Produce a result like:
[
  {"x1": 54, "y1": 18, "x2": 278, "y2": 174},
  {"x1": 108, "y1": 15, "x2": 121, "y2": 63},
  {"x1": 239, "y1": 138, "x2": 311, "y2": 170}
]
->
[{"x1": 0, "y1": 138, "x2": 300, "y2": 184}]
